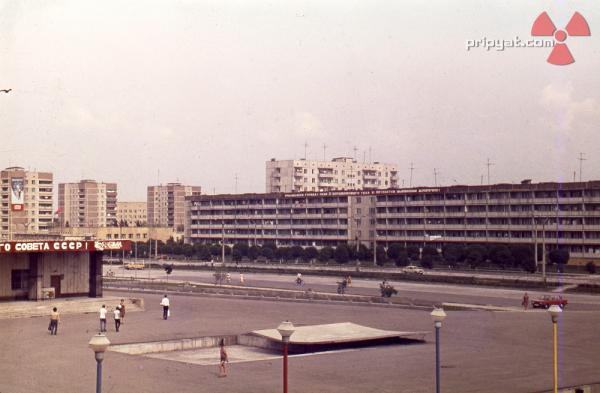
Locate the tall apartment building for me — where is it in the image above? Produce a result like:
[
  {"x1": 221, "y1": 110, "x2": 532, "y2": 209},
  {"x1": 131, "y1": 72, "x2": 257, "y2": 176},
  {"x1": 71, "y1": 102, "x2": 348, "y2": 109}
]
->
[
  {"x1": 185, "y1": 180, "x2": 600, "y2": 264},
  {"x1": 116, "y1": 202, "x2": 147, "y2": 226},
  {"x1": 0, "y1": 166, "x2": 54, "y2": 239},
  {"x1": 147, "y1": 183, "x2": 201, "y2": 231},
  {"x1": 266, "y1": 157, "x2": 398, "y2": 193},
  {"x1": 58, "y1": 180, "x2": 117, "y2": 228}
]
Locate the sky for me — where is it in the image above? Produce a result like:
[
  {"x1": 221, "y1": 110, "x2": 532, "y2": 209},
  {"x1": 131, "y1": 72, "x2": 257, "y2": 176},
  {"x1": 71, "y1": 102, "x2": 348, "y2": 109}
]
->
[{"x1": 1, "y1": 0, "x2": 599, "y2": 200}]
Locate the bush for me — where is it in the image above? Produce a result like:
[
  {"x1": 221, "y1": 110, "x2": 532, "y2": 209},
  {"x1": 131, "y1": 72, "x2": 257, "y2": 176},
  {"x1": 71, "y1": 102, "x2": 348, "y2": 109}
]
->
[
  {"x1": 260, "y1": 246, "x2": 274, "y2": 260},
  {"x1": 586, "y1": 261, "x2": 597, "y2": 274},
  {"x1": 232, "y1": 249, "x2": 243, "y2": 262},
  {"x1": 443, "y1": 244, "x2": 464, "y2": 267},
  {"x1": 548, "y1": 249, "x2": 570, "y2": 268},
  {"x1": 465, "y1": 245, "x2": 486, "y2": 268},
  {"x1": 375, "y1": 245, "x2": 387, "y2": 266},
  {"x1": 318, "y1": 246, "x2": 334, "y2": 262},
  {"x1": 489, "y1": 245, "x2": 514, "y2": 269},
  {"x1": 334, "y1": 244, "x2": 351, "y2": 264},
  {"x1": 511, "y1": 245, "x2": 535, "y2": 273},
  {"x1": 421, "y1": 254, "x2": 434, "y2": 269},
  {"x1": 395, "y1": 251, "x2": 410, "y2": 267},
  {"x1": 248, "y1": 245, "x2": 260, "y2": 260},
  {"x1": 290, "y1": 246, "x2": 304, "y2": 260},
  {"x1": 406, "y1": 246, "x2": 420, "y2": 260},
  {"x1": 357, "y1": 244, "x2": 372, "y2": 261},
  {"x1": 302, "y1": 246, "x2": 319, "y2": 262},
  {"x1": 387, "y1": 243, "x2": 404, "y2": 260}
]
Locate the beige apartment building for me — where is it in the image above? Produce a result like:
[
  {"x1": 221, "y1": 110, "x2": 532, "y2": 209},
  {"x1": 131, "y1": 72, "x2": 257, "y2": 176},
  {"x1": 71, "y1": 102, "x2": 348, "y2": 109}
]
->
[
  {"x1": 185, "y1": 180, "x2": 600, "y2": 265},
  {"x1": 52, "y1": 225, "x2": 180, "y2": 243},
  {"x1": 0, "y1": 167, "x2": 54, "y2": 240},
  {"x1": 58, "y1": 180, "x2": 117, "y2": 228},
  {"x1": 147, "y1": 183, "x2": 201, "y2": 231},
  {"x1": 117, "y1": 201, "x2": 147, "y2": 226},
  {"x1": 266, "y1": 157, "x2": 399, "y2": 193}
]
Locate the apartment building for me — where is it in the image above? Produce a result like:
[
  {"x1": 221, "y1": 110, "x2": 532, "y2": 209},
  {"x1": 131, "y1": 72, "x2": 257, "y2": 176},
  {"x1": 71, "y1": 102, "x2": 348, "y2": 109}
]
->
[
  {"x1": 58, "y1": 180, "x2": 117, "y2": 228},
  {"x1": 116, "y1": 202, "x2": 147, "y2": 226},
  {"x1": 266, "y1": 157, "x2": 398, "y2": 193},
  {"x1": 185, "y1": 180, "x2": 600, "y2": 264},
  {"x1": 0, "y1": 167, "x2": 54, "y2": 239},
  {"x1": 147, "y1": 183, "x2": 201, "y2": 231}
]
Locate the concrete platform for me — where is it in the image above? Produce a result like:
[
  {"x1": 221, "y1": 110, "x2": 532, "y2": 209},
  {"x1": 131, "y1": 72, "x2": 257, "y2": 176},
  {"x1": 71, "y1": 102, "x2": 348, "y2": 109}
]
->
[
  {"x1": 251, "y1": 322, "x2": 427, "y2": 345},
  {"x1": 0, "y1": 296, "x2": 144, "y2": 319}
]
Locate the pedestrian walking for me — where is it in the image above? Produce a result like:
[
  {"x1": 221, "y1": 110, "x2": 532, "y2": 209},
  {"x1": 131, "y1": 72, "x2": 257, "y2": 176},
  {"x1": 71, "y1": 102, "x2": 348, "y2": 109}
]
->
[
  {"x1": 226, "y1": 272, "x2": 231, "y2": 284},
  {"x1": 160, "y1": 294, "x2": 170, "y2": 320},
  {"x1": 119, "y1": 299, "x2": 126, "y2": 324},
  {"x1": 114, "y1": 306, "x2": 121, "y2": 332},
  {"x1": 522, "y1": 292, "x2": 529, "y2": 310},
  {"x1": 99, "y1": 305, "x2": 107, "y2": 332},
  {"x1": 239, "y1": 273, "x2": 245, "y2": 284},
  {"x1": 49, "y1": 307, "x2": 59, "y2": 335},
  {"x1": 218, "y1": 339, "x2": 228, "y2": 377},
  {"x1": 346, "y1": 275, "x2": 352, "y2": 287}
]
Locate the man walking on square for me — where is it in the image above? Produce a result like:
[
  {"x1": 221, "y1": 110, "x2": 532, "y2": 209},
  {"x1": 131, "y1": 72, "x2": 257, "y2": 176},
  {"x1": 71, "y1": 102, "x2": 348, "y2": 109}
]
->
[
  {"x1": 49, "y1": 307, "x2": 59, "y2": 335},
  {"x1": 119, "y1": 299, "x2": 126, "y2": 324},
  {"x1": 99, "y1": 305, "x2": 107, "y2": 332},
  {"x1": 114, "y1": 305, "x2": 121, "y2": 332},
  {"x1": 160, "y1": 294, "x2": 170, "y2": 320}
]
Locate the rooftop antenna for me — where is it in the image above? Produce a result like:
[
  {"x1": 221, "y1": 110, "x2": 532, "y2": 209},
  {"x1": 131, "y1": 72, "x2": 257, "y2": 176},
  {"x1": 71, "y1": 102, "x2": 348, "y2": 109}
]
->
[
  {"x1": 578, "y1": 152, "x2": 586, "y2": 182},
  {"x1": 480, "y1": 175, "x2": 484, "y2": 185},
  {"x1": 368, "y1": 146, "x2": 372, "y2": 164},
  {"x1": 234, "y1": 173, "x2": 238, "y2": 194},
  {"x1": 409, "y1": 162, "x2": 416, "y2": 187},
  {"x1": 434, "y1": 168, "x2": 440, "y2": 187},
  {"x1": 322, "y1": 143, "x2": 327, "y2": 161},
  {"x1": 486, "y1": 158, "x2": 494, "y2": 185},
  {"x1": 304, "y1": 141, "x2": 308, "y2": 160},
  {"x1": 353, "y1": 146, "x2": 358, "y2": 162}
]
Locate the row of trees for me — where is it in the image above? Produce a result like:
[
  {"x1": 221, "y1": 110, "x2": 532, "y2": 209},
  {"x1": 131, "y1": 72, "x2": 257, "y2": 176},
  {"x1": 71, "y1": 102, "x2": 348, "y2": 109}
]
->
[{"x1": 126, "y1": 239, "x2": 571, "y2": 272}]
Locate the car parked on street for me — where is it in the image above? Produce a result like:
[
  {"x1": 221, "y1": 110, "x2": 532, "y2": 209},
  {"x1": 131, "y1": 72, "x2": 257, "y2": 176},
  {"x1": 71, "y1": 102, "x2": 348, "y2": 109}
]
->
[
  {"x1": 401, "y1": 265, "x2": 425, "y2": 274},
  {"x1": 531, "y1": 295, "x2": 568, "y2": 309}
]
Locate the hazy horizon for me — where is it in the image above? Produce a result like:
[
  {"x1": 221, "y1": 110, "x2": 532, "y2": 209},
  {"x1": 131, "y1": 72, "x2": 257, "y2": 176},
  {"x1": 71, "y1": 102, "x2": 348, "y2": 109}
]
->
[{"x1": 1, "y1": 0, "x2": 599, "y2": 200}]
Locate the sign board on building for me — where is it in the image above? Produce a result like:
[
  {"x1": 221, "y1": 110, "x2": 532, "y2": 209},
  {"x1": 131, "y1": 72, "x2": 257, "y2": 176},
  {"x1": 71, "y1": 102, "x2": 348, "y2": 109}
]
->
[
  {"x1": 0, "y1": 240, "x2": 132, "y2": 254},
  {"x1": 10, "y1": 177, "x2": 24, "y2": 211}
]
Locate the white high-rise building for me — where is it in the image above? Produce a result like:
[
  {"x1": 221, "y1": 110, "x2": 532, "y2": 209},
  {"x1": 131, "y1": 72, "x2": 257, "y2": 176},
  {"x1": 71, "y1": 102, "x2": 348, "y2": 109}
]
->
[
  {"x1": 266, "y1": 157, "x2": 398, "y2": 193},
  {"x1": 58, "y1": 180, "x2": 117, "y2": 228},
  {"x1": 147, "y1": 183, "x2": 201, "y2": 231},
  {"x1": 0, "y1": 166, "x2": 54, "y2": 239}
]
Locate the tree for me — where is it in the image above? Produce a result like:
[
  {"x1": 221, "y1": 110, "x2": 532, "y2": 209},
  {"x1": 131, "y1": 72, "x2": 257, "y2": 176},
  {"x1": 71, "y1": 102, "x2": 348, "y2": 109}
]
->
[
  {"x1": 233, "y1": 242, "x2": 249, "y2": 258},
  {"x1": 406, "y1": 246, "x2": 420, "y2": 260},
  {"x1": 465, "y1": 245, "x2": 486, "y2": 268},
  {"x1": 443, "y1": 244, "x2": 464, "y2": 267},
  {"x1": 395, "y1": 251, "x2": 410, "y2": 267},
  {"x1": 548, "y1": 249, "x2": 570, "y2": 271},
  {"x1": 510, "y1": 245, "x2": 535, "y2": 273},
  {"x1": 198, "y1": 245, "x2": 212, "y2": 261},
  {"x1": 489, "y1": 245, "x2": 513, "y2": 269},
  {"x1": 182, "y1": 244, "x2": 194, "y2": 258},
  {"x1": 357, "y1": 244, "x2": 372, "y2": 261},
  {"x1": 318, "y1": 246, "x2": 333, "y2": 262},
  {"x1": 275, "y1": 247, "x2": 292, "y2": 261},
  {"x1": 422, "y1": 246, "x2": 439, "y2": 259},
  {"x1": 586, "y1": 261, "x2": 597, "y2": 274},
  {"x1": 232, "y1": 248, "x2": 243, "y2": 262},
  {"x1": 387, "y1": 243, "x2": 404, "y2": 260},
  {"x1": 421, "y1": 254, "x2": 434, "y2": 269},
  {"x1": 302, "y1": 246, "x2": 318, "y2": 262},
  {"x1": 209, "y1": 244, "x2": 221, "y2": 257},
  {"x1": 260, "y1": 246, "x2": 275, "y2": 260},
  {"x1": 334, "y1": 244, "x2": 351, "y2": 264},
  {"x1": 290, "y1": 246, "x2": 304, "y2": 260},
  {"x1": 375, "y1": 245, "x2": 387, "y2": 266},
  {"x1": 248, "y1": 245, "x2": 260, "y2": 261}
]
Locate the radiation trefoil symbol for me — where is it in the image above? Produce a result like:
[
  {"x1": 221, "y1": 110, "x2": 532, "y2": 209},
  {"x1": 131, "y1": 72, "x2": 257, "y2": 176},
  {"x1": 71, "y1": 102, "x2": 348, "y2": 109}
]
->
[{"x1": 531, "y1": 11, "x2": 591, "y2": 65}]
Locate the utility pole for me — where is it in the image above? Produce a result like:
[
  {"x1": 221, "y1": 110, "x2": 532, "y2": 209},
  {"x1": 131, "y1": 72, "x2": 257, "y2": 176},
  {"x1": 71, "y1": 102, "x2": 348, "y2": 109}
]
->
[
  {"x1": 409, "y1": 162, "x2": 416, "y2": 187},
  {"x1": 368, "y1": 146, "x2": 372, "y2": 164},
  {"x1": 486, "y1": 158, "x2": 494, "y2": 185},
  {"x1": 578, "y1": 152, "x2": 586, "y2": 182},
  {"x1": 433, "y1": 168, "x2": 440, "y2": 187}
]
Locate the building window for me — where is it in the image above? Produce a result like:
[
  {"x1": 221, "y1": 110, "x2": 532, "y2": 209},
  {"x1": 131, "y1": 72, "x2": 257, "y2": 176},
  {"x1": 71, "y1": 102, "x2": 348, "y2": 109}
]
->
[{"x1": 11, "y1": 269, "x2": 29, "y2": 290}]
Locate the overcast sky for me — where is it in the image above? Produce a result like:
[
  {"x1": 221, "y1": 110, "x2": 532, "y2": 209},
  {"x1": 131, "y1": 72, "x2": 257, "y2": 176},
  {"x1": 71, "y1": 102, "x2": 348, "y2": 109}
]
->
[{"x1": 1, "y1": 0, "x2": 599, "y2": 200}]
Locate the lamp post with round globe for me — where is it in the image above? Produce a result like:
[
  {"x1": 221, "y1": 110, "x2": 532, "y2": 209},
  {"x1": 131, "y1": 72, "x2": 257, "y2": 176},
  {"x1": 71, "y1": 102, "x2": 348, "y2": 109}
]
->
[
  {"x1": 89, "y1": 333, "x2": 111, "y2": 393},
  {"x1": 277, "y1": 321, "x2": 295, "y2": 393},
  {"x1": 430, "y1": 307, "x2": 447, "y2": 393},
  {"x1": 548, "y1": 305, "x2": 562, "y2": 393}
]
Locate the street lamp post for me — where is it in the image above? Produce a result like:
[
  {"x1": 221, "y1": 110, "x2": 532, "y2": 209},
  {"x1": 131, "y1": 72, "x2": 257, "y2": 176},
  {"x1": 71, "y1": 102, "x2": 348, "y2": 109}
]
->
[
  {"x1": 548, "y1": 305, "x2": 562, "y2": 393},
  {"x1": 277, "y1": 321, "x2": 295, "y2": 393},
  {"x1": 430, "y1": 307, "x2": 447, "y2": 393},
  {"x1": 89, "y1": 333, "x2": 110, "y2": 393}
]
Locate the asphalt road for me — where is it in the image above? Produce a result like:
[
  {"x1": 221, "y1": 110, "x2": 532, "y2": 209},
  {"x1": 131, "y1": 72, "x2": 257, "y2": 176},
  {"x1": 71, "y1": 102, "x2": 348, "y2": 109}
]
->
[{"x1": 106, "y1": 266, "x2": 600, "y2": 311}]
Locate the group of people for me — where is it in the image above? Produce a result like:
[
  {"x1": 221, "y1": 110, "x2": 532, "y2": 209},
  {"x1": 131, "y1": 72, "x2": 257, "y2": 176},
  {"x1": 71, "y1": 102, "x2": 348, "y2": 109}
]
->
[{"x1": 48, "y1": 299, "x2": 127, "y2": 335}]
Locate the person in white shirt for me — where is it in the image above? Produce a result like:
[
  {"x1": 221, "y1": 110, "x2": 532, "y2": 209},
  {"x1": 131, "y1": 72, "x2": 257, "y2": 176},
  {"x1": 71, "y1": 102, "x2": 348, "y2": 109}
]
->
[
  {"x1": 99, "y1": 305, "x2": 107, "y2": 332},
  {"x1": 160, "y1": 294, "x2": 170, "y2": 320},
  {"x1": 113, "y1": 306, "x2": 121, "y2": 332}
]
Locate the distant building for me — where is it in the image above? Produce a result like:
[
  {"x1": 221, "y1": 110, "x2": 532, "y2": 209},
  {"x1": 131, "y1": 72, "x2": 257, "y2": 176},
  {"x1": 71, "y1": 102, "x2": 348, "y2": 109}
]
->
[
  {"x1": 116, "y1": 202, "x2": 147, "y2": 227},
  {"x1": 58, "y1": 180, "x2": 117, "y2": 228},
  {"x1": 52, "y1": 225, "x2": 180, "y2": 243},
  {"x1": 185, "y1": 180, "x2": 600, "y2": 265},
  {"x1": 266, "y1": 157, "x2": 399, "y2": 193},
  {"x1": 0, "y1": 166, "x2": 54, "y2": 239},
  {"x1": 147, "y1": 183, "x2": 201, "y2": 231}
]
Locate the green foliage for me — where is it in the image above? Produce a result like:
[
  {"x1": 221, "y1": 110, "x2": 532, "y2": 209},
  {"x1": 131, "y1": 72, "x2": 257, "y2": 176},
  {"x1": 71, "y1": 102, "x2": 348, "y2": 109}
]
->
[
  {"x1": 302, "y1": 246, "x2": 319, "y2": 261},
  {"x1": 442, "y1": 244, "x2": 464, "y2": 266},
  {"x1": 386, "y1": 243, "x2": 404, "y2": 260},
  {"x1": 260, "y1": 246, "x2": 275, "y2": 260},
  {"x1": 586, "y1": 261, "x2": 597, "y2": 274},
  {"x1": 334, "y1": 244, "x2": 351, "y2": 264},
  {"x1": 290, "y1": 246, "x2": 304, "y2": 260},
  {"x1": 406, "y1": 246, "x2": 420, "y2": 260},
  {"x1": 357, "y1": 244, "x2": 372, "y2": 261},
  {"x1": 232, "y1": 248, "x2": 243, "y2": 262},
  {"x1": 233, "y1": 242, "x2": 249, "y2": 258},
  {"x1": 421, "y1": 246, "x2": 439, "y2": 258},
  {"x1": 548, "y1": 249, "x2": 570, "y2": 266},
  {"x1": 488, "y1": 245, "x2": 513, "y2": 269},
  {"x1": 421, "y1": 254, "x2": 434, "y2": 269},
  {"x1": 375, "y1": 245, "x2": 387, "y2": 266},
  {"x1": 318, "y1": 246, "x2": 334, "y2": 262},
  {"x1": 395, "y1": 251, "x2": 410, "y2": 267},
  {"x1": 510, "y1": 245, "x2": 535, "y2": 272},
  {"x1": 465, "y1": 245, "x2": 486, "y2": 268},
  {"x1": 248, "y1": 245, "x2": 260, "y2": 260},
  {"x1": 209, "y1": 244, "x2": 221, "y2": 256}
]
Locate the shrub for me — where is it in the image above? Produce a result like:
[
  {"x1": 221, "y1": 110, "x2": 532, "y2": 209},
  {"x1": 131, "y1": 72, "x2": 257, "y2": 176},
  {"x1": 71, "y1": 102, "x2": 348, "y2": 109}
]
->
[
  {"x1": 395, "y1": 251, "x2": 410, "y2": 267},
  {"x1": 586, "y1": 261, "x2": 597, "y2": 274},
  {"x1": 334, "y1": 244, "x2": 351, "y2": 264},
  {"x1": 387, "y1": 243, "x2": 404, "y2": 260},
  {"x1": 302, "y1": 246, "x2": 319, "y2": 261},
  {"x1": 421, "y1": 254, "x2": 434, "y2": 269},
  {"x1": 318, "y1": 246, "x2": 334, "y2": 262}
]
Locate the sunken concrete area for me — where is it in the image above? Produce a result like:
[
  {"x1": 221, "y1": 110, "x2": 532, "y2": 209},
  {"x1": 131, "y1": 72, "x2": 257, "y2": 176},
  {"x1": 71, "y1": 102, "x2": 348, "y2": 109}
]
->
[{"x1": 109, "y1": 322, "x2": 427, "y2": 364}]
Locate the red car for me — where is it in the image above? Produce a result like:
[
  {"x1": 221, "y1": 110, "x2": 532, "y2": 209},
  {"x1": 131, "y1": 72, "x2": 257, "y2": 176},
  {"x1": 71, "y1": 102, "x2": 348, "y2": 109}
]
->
[{"x1": 531, "y1": 295, "x2": 568, "y2": 309}]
